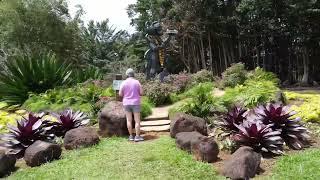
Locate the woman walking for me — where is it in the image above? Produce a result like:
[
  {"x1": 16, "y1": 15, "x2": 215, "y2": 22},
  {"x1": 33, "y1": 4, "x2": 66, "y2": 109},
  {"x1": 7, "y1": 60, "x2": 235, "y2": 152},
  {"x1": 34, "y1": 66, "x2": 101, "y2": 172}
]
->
[{"x1": 119, "y1": 68, "x2": 144, "y2": 142}]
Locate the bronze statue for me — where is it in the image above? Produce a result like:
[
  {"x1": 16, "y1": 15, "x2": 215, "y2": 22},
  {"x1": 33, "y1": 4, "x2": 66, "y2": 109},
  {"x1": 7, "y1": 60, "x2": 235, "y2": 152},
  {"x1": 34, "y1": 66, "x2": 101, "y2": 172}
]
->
[{"x1": 144, "y1": 22, "x2": 177, "y2": 81}]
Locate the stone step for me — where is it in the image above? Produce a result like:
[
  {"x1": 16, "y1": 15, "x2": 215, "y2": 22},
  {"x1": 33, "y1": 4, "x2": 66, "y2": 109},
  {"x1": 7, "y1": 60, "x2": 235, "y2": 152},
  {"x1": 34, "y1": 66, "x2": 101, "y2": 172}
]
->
[
  {"x1": 143, "y1": 116, "x2": 169, "y2": 121},
  {"x1": 141, "y1": 120, "x2": 171, "y2": 127},
  {"x1": 144, "y1": 106, "x2": 170, "y2": 121},
  {"x1": 143, "y1": 112, "x2": 169, "y2": 121},
  {"x1": 141, "y1": 125, "x2": 170, "y2": 132}
]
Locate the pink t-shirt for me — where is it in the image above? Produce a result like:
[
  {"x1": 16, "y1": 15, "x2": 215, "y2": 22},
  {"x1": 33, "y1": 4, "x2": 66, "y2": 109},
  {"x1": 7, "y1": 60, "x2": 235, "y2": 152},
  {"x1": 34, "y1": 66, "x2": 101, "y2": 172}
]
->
[{"x1": 119, "y1": 77, "x2": 141, "y2": 106}]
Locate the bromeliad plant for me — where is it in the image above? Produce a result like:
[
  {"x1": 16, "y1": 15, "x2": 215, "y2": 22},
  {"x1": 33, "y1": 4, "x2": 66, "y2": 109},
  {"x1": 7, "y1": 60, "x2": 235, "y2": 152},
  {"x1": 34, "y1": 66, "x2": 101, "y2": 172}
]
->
[
  {"x1": 0, "y1": 109, "x2": 90, "y2": 156},
  {"x1": 220, "y1": 106, "x2": 247, "y2": 132},
  {"x1": 45, "y1": 109, "x2": 90, "y2": 137},
  {"x1": 0, "y1": 113, "x2": 54, "y2": 156},
  {"x1": 253, "y1": 103, "x2": 310, "y2": 150},
  {"x1": 232, "y1": 121, "x2": 284, "y2": 154},
  {"x1": 219, "y1": 103, "x2": 310, "y2": 154}
]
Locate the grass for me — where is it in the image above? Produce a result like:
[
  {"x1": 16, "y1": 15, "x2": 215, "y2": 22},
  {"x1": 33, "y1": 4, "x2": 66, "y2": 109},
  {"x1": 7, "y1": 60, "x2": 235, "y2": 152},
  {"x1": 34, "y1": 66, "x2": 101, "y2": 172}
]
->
[
  {"x1": 269, "y1": 149, "x2": 320, "y2": 180},
  {"x1": 9, "y1": 136, "x2": 223, "y2": 180}
]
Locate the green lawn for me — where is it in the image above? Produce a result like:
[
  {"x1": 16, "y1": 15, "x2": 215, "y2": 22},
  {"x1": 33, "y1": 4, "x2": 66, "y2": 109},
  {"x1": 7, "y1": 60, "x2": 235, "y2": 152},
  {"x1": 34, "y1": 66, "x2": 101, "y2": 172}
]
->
[
  {"x1": 7, "y1": 135, "x2": 320, "y2": 180},
  {"x1": 268, "y1": 149, "x2": 320, "y2": 180},
  {"x1": 9, "y1": 136, "x2": 223, "y2": 180}
]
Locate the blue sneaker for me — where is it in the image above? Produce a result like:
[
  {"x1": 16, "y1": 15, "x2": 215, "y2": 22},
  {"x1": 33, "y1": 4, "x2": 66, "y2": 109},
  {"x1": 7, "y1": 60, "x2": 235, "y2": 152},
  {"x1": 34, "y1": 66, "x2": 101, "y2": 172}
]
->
[
  {"x1": 128, "y1": 135, "x2": 134, "y2": 141},
  {"x1": 134, "y1": 136, "x2": 144, "y2": 142}
]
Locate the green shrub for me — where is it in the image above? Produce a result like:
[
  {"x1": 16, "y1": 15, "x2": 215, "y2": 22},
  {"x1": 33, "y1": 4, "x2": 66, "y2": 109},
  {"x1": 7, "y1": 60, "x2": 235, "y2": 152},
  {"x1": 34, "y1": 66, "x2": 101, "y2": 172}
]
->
[
  {"x1": 134, "y1": 73, "x2": 148, "y2": 85},
  {"x1": 0, "y1": 52, "x2": 73, "y2": 105},
  {"x1": 221, "y1": 79, "x2": 279, "y2": 108},
  {"x1": 285, "y1": 91, "x2": 320, "y2": 123},
  {"x1": 141, "y1": 97, "x2": 154, "y2": 118},
  {"x1": 169, "y1": 83, "x2": 226, "y2": 118},
  {"x1": 247, "y1": 67, "x2": 280, "y2": 85},
  {"x1": 143, "y1": 81, "x2": 178, "y2": 106},
  {"x1": 189, "y1": 70, "x2": 213, "y2": 87},
  {"x1": 168, "y1": 72, "x2": 191, "y2": 93},
  {"x1": 101, "y1": 87, "x2": 116, "y2": 97},
  {"x1": 219, "y1": 63, "x2": 247, "y2": 88},
  {"x1": 23, "y1": 82, "x2": 103, "y2": 116},
  {"x1": 72, "y1": 66, "x2": 103, "y2": 83}
]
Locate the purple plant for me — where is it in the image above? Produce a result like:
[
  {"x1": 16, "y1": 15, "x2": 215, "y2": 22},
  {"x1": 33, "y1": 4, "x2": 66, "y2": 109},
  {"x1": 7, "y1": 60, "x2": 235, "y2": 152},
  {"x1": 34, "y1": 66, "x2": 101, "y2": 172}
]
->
[
  {"x1": 232, "y1": 121, "x2": 284, "y2": 154},
  {"x1": 254, "y1": 103, "x2": 295, "y2": 127},
  {"x1": 46, "y1": 109, "x2": 90, "y2": 137},
  {"x1": 220, "y1": 106, "x2": 247, "y2": 132},
  {"x1": 0, "y1": 113, "x2": 53, "y2": 156},
  {"x1": 254, "y1": 103, "x2": 310, "y2": 149}
]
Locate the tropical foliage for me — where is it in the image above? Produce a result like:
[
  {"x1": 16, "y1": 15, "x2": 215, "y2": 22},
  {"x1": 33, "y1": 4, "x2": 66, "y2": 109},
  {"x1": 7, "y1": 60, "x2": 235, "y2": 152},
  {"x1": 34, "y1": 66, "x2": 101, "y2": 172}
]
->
[
  {"x1": 169, "y1": 83, "x2": 226, "y2": 118},
  {"x1": 0, "y1": 52, "x2": 72, "y2": 105}
]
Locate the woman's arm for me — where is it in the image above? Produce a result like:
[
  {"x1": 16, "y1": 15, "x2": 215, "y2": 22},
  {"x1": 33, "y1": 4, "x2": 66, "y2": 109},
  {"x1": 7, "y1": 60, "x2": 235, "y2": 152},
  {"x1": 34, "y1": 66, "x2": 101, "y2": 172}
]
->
[
  {"x1": 139, "y1": 83, "x2": 143, "y2": 96},
  {"x1": 119, "y1": 84, "x2": 124, "y2": 97}
]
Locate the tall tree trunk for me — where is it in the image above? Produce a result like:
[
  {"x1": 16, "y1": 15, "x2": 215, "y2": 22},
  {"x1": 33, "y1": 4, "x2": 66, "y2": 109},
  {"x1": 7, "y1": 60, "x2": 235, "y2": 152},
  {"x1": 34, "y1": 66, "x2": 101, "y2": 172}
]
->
[
  {"x1": 301, "y1": 46, "x2": 309, "y2": 85},
  {"x1": 229, "y1": 40, "x2": 235, "y2": 63},
  {"x1": 238, "y1": 37, "x2": 242, "y2": 59},
  {"x1": 218, "y1": 44, "x2": 223, "y2": 75},
  {"x1": 208, "y1": 33, "x2": 214, "y2": 74},
  {"x1": 221, "y1": 40, "x2": 228, "y2": 69},
  {"x1": 181, "y1": 36, "x2": 190, "y2": 72},
  {"x1": 193, "y1": 44, "x2": 199, "y2": 72},
  {"x1": 200, "y1": 34, "x2": 206, "y2": 70}
]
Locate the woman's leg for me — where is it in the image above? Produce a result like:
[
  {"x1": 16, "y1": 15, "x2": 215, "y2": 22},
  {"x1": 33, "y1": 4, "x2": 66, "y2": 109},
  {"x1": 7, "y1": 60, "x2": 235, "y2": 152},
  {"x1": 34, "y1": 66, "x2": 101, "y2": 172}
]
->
[
  {"x1": 125, "y1": 111, "x2": 133, "y2": 136},
  {"x1": 133, "y1": 112, "x2": 141, "y2": 136}
]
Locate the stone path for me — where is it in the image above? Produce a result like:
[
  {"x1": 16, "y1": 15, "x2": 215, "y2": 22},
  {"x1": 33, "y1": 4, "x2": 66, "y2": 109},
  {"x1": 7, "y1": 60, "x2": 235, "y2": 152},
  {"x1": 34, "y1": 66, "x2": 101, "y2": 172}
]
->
[{"x1": 141, "y1": 105, "x2": 172, "y2": 132}]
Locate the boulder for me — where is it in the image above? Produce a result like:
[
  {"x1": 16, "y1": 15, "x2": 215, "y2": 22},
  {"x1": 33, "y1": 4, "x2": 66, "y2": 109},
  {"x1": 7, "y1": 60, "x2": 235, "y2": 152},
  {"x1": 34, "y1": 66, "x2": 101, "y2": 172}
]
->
[
  {"x1": 175, "y1": 131, "x2": 205, "y2": 152},
  {"x1": 24, "y1": 141, "x2": 61, "y2": 167},
  {"x1": 0, "y1": 153, "x2": 16, "y2": 177},
  {"x1": 64, "y1": 127, "x2": 100, "y2": 150},
  {"x1": 191, "y1": 137, "x2": 219, "y2": 163},
  {"x1": 170, "y1": 113, "x2": 207, "y2": 138},
  {"x1": 222, "y1": 146, "x2": 261, "y2": 179},
  {"x1": 98, "y1": 101, "x2": 134, "y2": 137}
]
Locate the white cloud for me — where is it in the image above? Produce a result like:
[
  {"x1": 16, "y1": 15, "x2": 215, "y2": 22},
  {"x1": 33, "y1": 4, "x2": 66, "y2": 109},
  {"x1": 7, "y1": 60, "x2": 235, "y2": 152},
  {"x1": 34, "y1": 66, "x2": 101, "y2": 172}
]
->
[{"x1": 68, "y1": 0, "x2": 136, "y2": 33}]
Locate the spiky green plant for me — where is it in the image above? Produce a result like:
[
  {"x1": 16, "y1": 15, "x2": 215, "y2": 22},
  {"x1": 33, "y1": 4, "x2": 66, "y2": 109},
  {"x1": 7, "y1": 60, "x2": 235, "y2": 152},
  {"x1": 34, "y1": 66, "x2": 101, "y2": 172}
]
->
[{"x1": 0, "y1": 52, "x2": 72, "y2": 104}]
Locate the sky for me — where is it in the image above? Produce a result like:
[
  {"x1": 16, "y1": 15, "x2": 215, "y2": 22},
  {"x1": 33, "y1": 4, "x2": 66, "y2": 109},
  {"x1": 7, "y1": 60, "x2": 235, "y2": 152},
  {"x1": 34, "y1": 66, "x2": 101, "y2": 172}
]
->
[{"x1": 68, "y1": 0, "x2": 137, "y2": 33}]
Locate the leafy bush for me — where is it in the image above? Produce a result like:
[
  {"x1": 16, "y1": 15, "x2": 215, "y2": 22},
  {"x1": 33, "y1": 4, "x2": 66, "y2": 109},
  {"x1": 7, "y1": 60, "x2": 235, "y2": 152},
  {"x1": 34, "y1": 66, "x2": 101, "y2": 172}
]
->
[
  {"x1": 217, "y1": 104, "x2": 310, "y2": 155},
  {"x1": 23, "y1": 82, "x2": 104, "y2": 116},
  {"x1": 222, "y1": 79, "x2": 279, "y2": 108},
  {"x1": 219, "y1": 63, "x2": 247, "y2": 88},
  {"x1": 101, "y1": 87, "x2": 116, "y2": 97},
  {"x1": 72, "y1": 66, "x2": 103, "y2": 83},
  {"x1": 134, "y1": 73, "x2": 148, "y2": 86},
  {"x1": 168, "y1": 72, "x2": 191, "y2": 93},
  {"x1": 0, "y1": 52, "x2": 73, "y2": 105},
  {"x1": 247, "y1": 67, "x2": 280, "y2": 85},
  {"x1": 141, "y1": 97, "x2": 154, "y2": 118},
  {"x1": 189, "y1": 70, "x2": 213, "y2": 87},
  {"x1": 169, "y1": 83, "x2": 226, "y2": 118},
  {"x1": 143, "y1": 81, "x2": 178, "y2": 106},
  {"x1": 285, "y1": 91, "x2": 320, "y2": 123}
]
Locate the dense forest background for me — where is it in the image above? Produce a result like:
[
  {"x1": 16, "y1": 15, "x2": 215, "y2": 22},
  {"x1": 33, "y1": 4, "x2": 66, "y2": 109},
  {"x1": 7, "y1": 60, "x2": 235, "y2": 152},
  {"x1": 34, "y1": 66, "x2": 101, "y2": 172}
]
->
[{"x1": 0, "y1": 0, "x2": 319, "y2": 85}]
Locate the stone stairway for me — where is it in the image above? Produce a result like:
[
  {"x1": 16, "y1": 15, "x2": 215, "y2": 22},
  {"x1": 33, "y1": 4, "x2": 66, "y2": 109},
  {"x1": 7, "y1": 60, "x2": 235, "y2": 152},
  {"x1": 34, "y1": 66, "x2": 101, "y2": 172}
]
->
[{"x1": 141, "y1": 106, "x2": 171, "y2": 132}]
